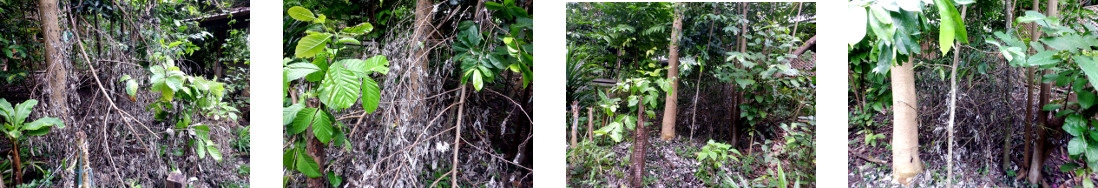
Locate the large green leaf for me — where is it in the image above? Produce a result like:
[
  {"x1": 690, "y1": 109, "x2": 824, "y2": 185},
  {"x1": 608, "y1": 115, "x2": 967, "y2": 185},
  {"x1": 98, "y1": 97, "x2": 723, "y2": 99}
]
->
[
  {"x1": 342, "y1": 56, "x2": 390, "y2": 75},
  {"x1": 207, "y1": 145, "x2": 222, "y2": 162},
  {"x1": 283, "y1": 102, "x2": 305, "y2": 125},
  {"x1": 319, "y1": 62, "x2": 362, "y2": 111},
  {"x1": 0, "y1": 99, "x2": 12, "y2": 121},
  {"x1": 935, "y1": 0, "x2": 967, "y2": 54},
  {"x1": 312, "y1": 111, "x2": 335, "y2": 144},
  {"x1": 13, "y1": 99, "x2": 36, "y2": 125},
  {"x1": 1070, "y1": 137, "x2": 1087, "y2": 156},
  {"x1": 284, "y1": 62, "x2": 320, "y2": 82},
  {"x1": 1075, "y1": 56, "x2": 1098, "y2": 93},
  {"x1": 295, "y1": 33, "x2": 332, "y2": 58},
  {"x1": 290, "y1": 108, "x2": 331, "y2": 135},
  {"x1": 287, "y1": 6, "x2": 316, "y2": 22},
  {"x1": 295, "y1": 145, "x2": 323, "y2": 178},
  {"x1": 1026, "y1": 50, "x2": 1059, "y2": 66},
  {"x1": 1080, "y1": 91, "x2": 1097, "y2": 109},
  {"x1": 1065, "y1": 115, "x2": 1087, "y2": 137},
  {"x1": 361, "y1": 77, "x2": 381, "y2": 114},
  {"x1": 23, "y1": 117, "x2": 63, "y2": 131}
]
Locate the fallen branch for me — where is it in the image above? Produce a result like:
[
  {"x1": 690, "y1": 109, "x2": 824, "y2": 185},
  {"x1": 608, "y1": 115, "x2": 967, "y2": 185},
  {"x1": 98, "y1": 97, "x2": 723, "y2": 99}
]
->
[{"x1": 852, "y1": 152, "x2": 888, "y2": 164}]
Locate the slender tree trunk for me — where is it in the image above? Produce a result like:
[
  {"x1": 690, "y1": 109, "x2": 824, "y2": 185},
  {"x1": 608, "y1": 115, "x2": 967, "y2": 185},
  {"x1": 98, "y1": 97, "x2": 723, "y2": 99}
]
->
[
  {"x1": 730, "y1": 2, "x2": 748, "y2": 146},
  {"x1": 1003, "y1": 0, "x2": 1016, "y2": 174},
  {"x1": 407, "y1": 0, "x2": 434, "y2": 118},
  {"x1": 1023, "y1": 0, "x2": 1041, "y2": 176},
  {"x1": 891, "y1": 58, "x2": 922, "y2": 186},
  {"x1": 570, "y1": 101, "x2": 579, "y2": 147},
  {"x1": 1029, "y1": 0, "x2": 1058, "y2": 183},
  {"x1": 452, "y1": 85, "x2": 467, "y2": 188},
  {"x1": 660, "y1": 7, "x2": 683, "y2": 141},
  {"x1": 587, "y1": 107, "x2": 594, "y2": 139},
  {"x1": 946, "y1": 7, "x2": 967, "y2": 187},
  {"x1": 39, "y1": 0, "x2": 67, "y2": 127},
  {"x1": 788, "y1": 2, "x2": 803, "y2": 54},
  {"x1": 630, "y1": 98, "x2": 648, "y2": 187}
]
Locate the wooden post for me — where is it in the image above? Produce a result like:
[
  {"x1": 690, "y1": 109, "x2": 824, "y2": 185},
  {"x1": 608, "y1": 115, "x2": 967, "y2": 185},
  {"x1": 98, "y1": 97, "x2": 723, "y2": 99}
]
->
[{"x1": 570, "y1": 101, "x2": 579, "y2": 147}]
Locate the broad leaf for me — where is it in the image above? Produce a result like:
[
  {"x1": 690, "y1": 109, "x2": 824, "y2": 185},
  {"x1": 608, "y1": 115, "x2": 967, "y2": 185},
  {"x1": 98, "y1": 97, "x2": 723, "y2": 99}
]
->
[
  {"x1": 295, "y1": 33, "x2": 332, "y2": 58},
  {"x1": 1070, "y1": 137, "x2": 1087, "y2": 156},
  {"x1": 288, "y1": 6, "x2": 316, "y2": 22},
  {"x1": 283, "y1": 102, "x2": 305, "y2": 125},
  {"x1": 1075, "y1": 56, "x2": 1098, "y2": 93},
  {"x1": 284, "y1": 62, "x2": 320, "y2": 81},
  {"x1": 319, "y1": 62, "x2": 362, "y2": 111},
  {"x1": 13, "y1": 99, "x2": 36, "y2": 125},
  {"x1": 23, "y1": 117, "x2": 63, "y2": 131},
  {"x1": 295, "y1": 145, "x2": 323, "y2": 178},
  {"x1": 361, "y1": 77, "x2": 381, "y2": 114},
  {"x1": 1065, "y1": 115, "x2": 1087, "y2": 137}
]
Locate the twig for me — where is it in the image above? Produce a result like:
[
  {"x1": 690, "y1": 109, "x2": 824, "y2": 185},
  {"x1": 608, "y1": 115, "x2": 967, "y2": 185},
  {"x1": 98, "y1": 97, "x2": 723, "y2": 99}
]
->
[
  {"x1": 451, "y1": 85, "x2": 467, "y2": 188},
  {"x1": 428, "y1": 170, "x2": 453, "y2": 188},
  {"x1": 460, "y1": 137, "x2": 533, "y2": 171},
  {"x1": 853, "y1": 151, "x2": 888, "y2": 164},
  {"x1": 102, "y1": 107, "x2": 124, "y2": 186},
  {"x1": 483, "y1": 88, "x2": 532, "y2": 123}
]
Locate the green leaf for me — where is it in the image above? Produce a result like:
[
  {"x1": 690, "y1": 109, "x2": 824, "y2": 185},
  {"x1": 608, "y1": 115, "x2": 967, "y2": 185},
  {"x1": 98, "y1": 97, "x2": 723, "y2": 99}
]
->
[
  {"x1": 283, "y1": 102, "x2": 305, "y2": 125},
  {"x1": 23, "y1": 117, "x2": 63, "y2": 131},
  {"x1": 1069, "y1": 137, "x2": 1086, "y2": 156},
  {"x1": 361, "y1": 77, "x2": 381, "y2": 114},
  {"x1": 295, "y1": 33, "x2": 332, "y2": 58},
  {"x1": 1065, "y1": 115, "x2": 1087, "y2": 137},
  {"x1": 1061, "y1": 163, "x2": 1081, "y2": 173},
  {"x1": 342, "y1": 22, "x2": 374, "y2": 34},
  {"x1": 287, "y1": 6, "x2": 316, "y2": 22},
  {"x1": 328, "y1": 172, "x2": 343, "y2": 187},
  {"x1": 935, "y1": 0, "x2": 962, "y2": 54},
  {"x1": 312, "y1": 112, "x2": 335, "y2": 144},
  {"x1": 13, "y1": 99, "x2": 36, "y2": 125},
  {"x1": 1075, "y1": 56, "x2": 1098, "y2": 93},
  {"x1": 207, "y1": 145, "x2": 222, "y2": 161},
  {"x1": 319, "y1": 62, "x2": 362, "y2": 111},
  {"x1": 290, "y1": 108, "x2": 331, "y2": 135},
  {"x1": 284, "y1": 63, "x2": 320, "y2": 82},
  {"x1": 1080, "y1": 91, "x2": 1096, "y2": 109},
  {"x1": 295, "y1": 146, "x2": 323, "y2": 178},
  {"x1": 343, "y1": 56, "x2": 390, "y2": 75},
  {"x1": 1026, "y1": 50, "x2": 1059, "y2": 66},
  {"x1": 335, "y1": 37, "x2": 360, "y2": 45},
  {"x1": 0, "y1": 98, "x2": 13, "y2": 121},
  {"x1": 471, "y1": 69, "x2": 484, "y2": 91}
]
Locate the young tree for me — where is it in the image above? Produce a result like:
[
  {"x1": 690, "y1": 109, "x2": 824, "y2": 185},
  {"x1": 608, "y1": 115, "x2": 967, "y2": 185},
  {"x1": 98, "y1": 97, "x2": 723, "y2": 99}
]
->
[
  {"x1": 38, "y1": 0, "x2": 67, "y2": 126},
  {"x1": 660, "y1": 6, "x2": 683, "y2": 141}
]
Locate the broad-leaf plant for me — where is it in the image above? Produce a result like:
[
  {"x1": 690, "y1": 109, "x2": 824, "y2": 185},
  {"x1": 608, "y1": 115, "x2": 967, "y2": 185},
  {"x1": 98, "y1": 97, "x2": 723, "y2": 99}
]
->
[{"x1": 281, "y1": 6, "x2": 390, "y2": 179}]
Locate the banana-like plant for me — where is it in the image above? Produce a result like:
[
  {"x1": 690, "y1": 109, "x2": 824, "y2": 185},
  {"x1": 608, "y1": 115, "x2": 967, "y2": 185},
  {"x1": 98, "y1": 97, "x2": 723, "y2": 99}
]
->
[
  {"x1": 282, "y1": 6, "x2": 389, "y2": 181},
  {"x1": 0, "y1": 98, "x2": 64, "y2": 185}
]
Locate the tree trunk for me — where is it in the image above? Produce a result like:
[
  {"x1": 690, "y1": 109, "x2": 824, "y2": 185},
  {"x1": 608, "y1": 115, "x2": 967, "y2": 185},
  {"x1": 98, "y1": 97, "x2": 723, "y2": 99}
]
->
[
  {"x1": 730, "y1": 2, "x2": 748, "y2": 146},
  {"x1": 570, "y1": 101, "x2": 579, "y2": 147},
  {"x1": 39, "y1": 0, "x2": 68, "y2": 128},
  {"x1": 630, "y1": 98, "x2": 648, "y2": 188},
  {"x1": 891, "y1": 58, "x2": 922, "y2": 186},
  {"x1": 946, "y1": 6, "x2": 967, "y2": 187},
  {"x1": 587, "y1": 107, "x2": 594, "y2": 139},
  {"x1": 407, "y1": 0, "x2": 434, "y2": 118},
  {"x1": 1029, "y1": 0, "x2": 1058, "y2": 183},
  {"x1": 788, "y1": 2, "x2": 803, "y2": 54},
  {"x1": 660, "y1": 7, "x2": 683, "y2": 141},
  {"x1": 1024, "y1": 0, "x2": 1041, "y2": 173},
  {"x1": 1003, "y1": 0, "x2": 1016, "y2": 174},
  {"x1": 306, "y1": 117, "x2": 327, "y2": 187}
]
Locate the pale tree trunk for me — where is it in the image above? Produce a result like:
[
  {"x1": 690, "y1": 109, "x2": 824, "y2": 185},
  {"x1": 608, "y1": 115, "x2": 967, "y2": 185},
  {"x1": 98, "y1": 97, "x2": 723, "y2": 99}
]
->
[
  {"x1": 587, "y1": 107, "x2": 594, "y2": 139},
  {"x1": 891, "y1": 58, "x2": 922, "y2": 186},
  {"x1": 35, "y1": 0, "x2": 64, "y2": 185},
  {"x1": 947, "y1": 6, "x2": 967, "y2": 187},
  {"x1": 570, "y1": 101, "x2": 579, "y2": 147},
  {"x1": 39, "y1": 0, "x2": 67, "y2": 125},
  {"x1": 630, "y1": 98, "x2": 648, "y2": 187},
  {"x1": 730, "y1": 2, "x2": 748, "y2": 146},
  {"x1": 1029, "y1": 0, "x2": 1057, "y2": 184},
  {"x1": 788, "y1": 2, "x2": 802, "y2": 54},
  {"x1": 659, "y1": 7, "x2": 683, "y2": 141}
]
